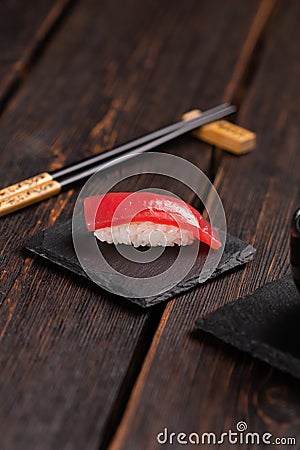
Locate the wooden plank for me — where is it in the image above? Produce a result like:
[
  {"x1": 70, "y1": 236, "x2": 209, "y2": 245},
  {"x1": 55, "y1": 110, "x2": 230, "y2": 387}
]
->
[
  {"x1": 109, "y1": 1, "x2": 300, "y2": 449},
  {"x1": 0, "y1": 0, "x2": 73, "y2": 108},
  {"x1": 0, "y1": 0, "x2": 267, "y2": 449}
]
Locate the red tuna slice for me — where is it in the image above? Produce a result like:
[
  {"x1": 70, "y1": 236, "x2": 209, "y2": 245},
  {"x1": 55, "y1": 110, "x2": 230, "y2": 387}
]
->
[{"x1": 84, "y1": 192, "x2": 222, "y2": 249}]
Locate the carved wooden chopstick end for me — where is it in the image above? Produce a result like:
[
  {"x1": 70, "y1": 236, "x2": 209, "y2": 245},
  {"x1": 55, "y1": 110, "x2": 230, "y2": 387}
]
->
[{"x1": 0, "y1": 176, "x2": 61, "y2": 218}]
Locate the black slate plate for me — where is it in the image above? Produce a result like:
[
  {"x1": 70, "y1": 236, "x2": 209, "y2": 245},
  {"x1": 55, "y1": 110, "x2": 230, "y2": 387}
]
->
[
  {"x1": 26, "y1": 220, "x2": 255, "y2": 308},
  {"x1": 196, "y1": 275, "x2": 300, "y2": 379}
]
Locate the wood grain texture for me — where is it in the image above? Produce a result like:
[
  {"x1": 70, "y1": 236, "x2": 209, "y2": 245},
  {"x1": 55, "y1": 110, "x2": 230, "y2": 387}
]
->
[
  {"x1": 0, "y1": 1, "x2": 266, "y2": 449},
  {"x1": 109, "y1": 1, "x2": 300, "y2": 449},
  {"x1": 0, "y1": 0, "x2": 74, "y2": 108}
]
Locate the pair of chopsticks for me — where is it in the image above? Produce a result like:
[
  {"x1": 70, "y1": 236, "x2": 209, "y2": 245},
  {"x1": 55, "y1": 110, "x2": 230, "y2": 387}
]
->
[{"x1": 0, "y1": 103, "x2": 236, "y2": 217}]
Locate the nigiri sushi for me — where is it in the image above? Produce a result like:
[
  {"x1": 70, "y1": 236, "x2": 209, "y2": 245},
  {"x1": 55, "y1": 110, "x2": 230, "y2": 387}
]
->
[{"x1": 84, "y1": 192, "x2": 222, "y2": 249}]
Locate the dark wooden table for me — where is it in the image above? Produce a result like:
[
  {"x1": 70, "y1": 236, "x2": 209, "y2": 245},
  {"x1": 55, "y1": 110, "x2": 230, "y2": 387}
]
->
[{"x1": 1, "y1": 0, "x2": 300, "y2": 449}]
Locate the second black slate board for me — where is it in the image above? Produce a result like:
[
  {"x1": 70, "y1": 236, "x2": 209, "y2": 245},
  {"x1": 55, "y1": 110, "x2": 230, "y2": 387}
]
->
[
  {"x1": 196, "y1": 275, "x2": 300, "y2": 379},
  {"x1": 26, "y1": 220, "x2": 255, "y2": 308}
]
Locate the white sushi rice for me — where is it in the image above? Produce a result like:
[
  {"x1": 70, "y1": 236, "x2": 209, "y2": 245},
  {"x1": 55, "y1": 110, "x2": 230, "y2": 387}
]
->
[{"x1": 94, "y1": 222, "x2": 196, "y2": 247}]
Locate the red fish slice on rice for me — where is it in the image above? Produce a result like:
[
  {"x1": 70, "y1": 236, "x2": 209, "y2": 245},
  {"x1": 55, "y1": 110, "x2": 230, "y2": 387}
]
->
[{"x1": 84, "y1": 192, "x2": 222, "y2": 249}]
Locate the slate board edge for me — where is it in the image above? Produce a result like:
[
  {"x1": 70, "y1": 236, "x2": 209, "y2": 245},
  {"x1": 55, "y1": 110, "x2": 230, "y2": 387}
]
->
[
  {"x1": 26, "y1": 239, "x2": 148, "y2": 308},
  {"x1": 196, "y1": 320, "x2": 300, "y2": 380},
  {"x1": 26, "y1": 227, "x2": 256, "y2": 309},
  {"x1": 196, "y1": 276, "x2": 300, "y2": 380}
]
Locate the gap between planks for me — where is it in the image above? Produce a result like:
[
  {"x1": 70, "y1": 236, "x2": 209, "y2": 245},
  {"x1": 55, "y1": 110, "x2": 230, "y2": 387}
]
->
[
  {"x1": 184, "y1": 0, "x2": 276, "y2": 210},
  {"x1": 104, "y1": 1, "x2": 278, "y2": 449},
  {"x1": 208, "y1": 0, "x2": 277, "y2": 183},
  {"x1": 0, "y1": 0, "x2": 78, "y2": 116}
]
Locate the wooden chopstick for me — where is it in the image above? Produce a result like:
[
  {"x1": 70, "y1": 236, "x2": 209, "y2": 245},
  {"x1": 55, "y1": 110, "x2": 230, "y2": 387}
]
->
[
  {"x1": 0, "y1": 103, "x2": 228, "y2": 203},
  {"x1": 0, "y1": 178, "x2": 61, "y2": 218},
  {"x1": 0, "y1": 103, "x2": 236, "y2": 217},
  {"x1": 58, "y1": 103, "x2": 236, "y2": 187},
  {"x1": 52, "y1": 103, "x2": 231, "y2": 182}
]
